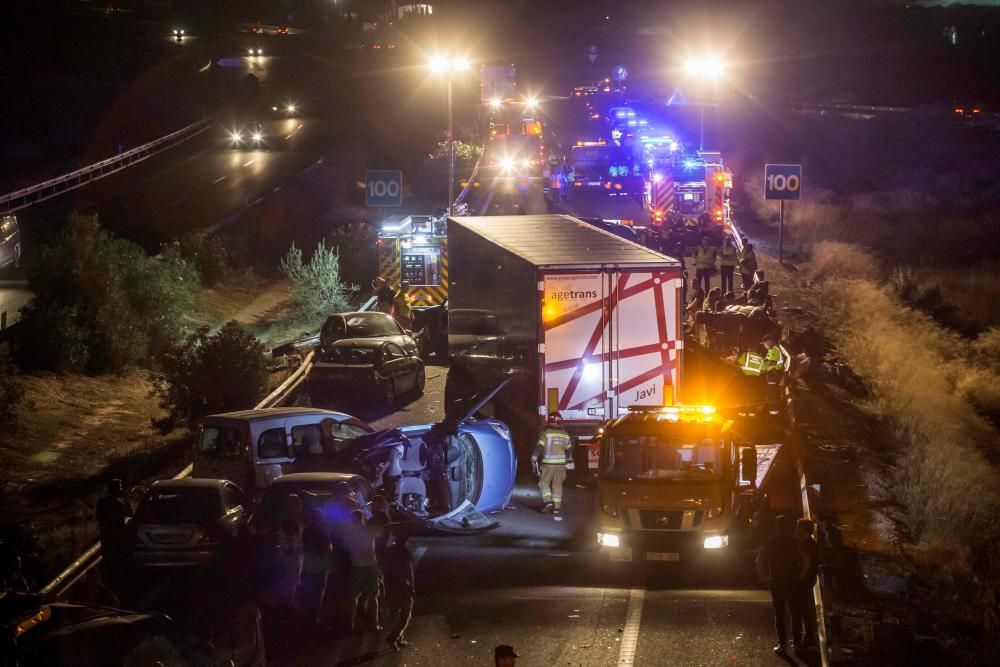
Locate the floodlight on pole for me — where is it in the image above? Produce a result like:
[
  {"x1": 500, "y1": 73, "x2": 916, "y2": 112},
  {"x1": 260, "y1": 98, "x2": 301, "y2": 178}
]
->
[{"x1": 429, "y1": 53, "x2": 473, "y2": 216}]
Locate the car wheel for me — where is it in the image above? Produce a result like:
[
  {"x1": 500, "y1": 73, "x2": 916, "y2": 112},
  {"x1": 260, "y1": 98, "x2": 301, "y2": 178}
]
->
[
  {"x1": 384, "y1": 379, "x2": 396, "y2": 404},
  {"x1": 414, "y1": 367, "x2": 426, "y2": 395}
]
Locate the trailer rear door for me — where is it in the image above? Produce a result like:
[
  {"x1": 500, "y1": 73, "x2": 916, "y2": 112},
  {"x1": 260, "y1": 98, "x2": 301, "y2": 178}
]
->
[{"x1": 540, "y1": 268, "x2": 683, "y2": 427}]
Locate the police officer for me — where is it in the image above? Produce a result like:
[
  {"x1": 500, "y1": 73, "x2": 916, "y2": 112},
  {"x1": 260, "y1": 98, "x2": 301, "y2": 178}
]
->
[
  {"x1": 719, "y1": 236, "x2": 737, "y2": 294},
  {"x1": 737, "y1": 347, "x2": 766, "y2": 377},
  {"x1": 694, "y1": 236, "x2": 716, "y2": 294},
  {"x1": 762, "y1": 334, "x2": 785, "y2": 410},
  {"x1": 532, "y1": 413, "x2": 572, "y2": 515}
]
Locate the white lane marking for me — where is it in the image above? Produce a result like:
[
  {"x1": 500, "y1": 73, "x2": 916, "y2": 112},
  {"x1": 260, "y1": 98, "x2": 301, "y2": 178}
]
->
[
  {"x1": 171, "y1": 195, "x2": 188, "y2": 206},
  {"x1": 242, "y1": 159, "x2": 256, "y2": 167},
  {"x1": 211, "y1": 176, "x2": 226, "y2": 184},
  {"x1": 618, "y1": 586, "x2": 645, "y2": 666},
  {"x1": 479, "y1": 189, "x2": 494, "y2": 215}
]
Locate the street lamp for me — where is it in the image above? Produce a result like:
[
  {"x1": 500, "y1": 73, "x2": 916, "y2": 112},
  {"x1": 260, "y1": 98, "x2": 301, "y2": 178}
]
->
[
  {"x1": 524, "y1": 95, "x2": 539, "y2": 113},
  {"x1": 680, "y1": 53, "x2": 727, "y2": 150},
  {"x1": 429, "y1": 54, "x2": 471, "y2": 216}
]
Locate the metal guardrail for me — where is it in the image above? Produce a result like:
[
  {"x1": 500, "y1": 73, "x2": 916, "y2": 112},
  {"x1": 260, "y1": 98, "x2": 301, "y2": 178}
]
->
[{"x1": 0, "y1": 118, "x2": 210, "y2": 214}]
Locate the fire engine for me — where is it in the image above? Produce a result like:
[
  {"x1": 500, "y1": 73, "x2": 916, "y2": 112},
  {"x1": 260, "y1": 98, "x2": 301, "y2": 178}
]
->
[
  {"x1": 646, "y1": 143, "x2": 733, "y2": 239},
  {"x1": 377, "y1": 215, "x2": 448, "y2": 307}
]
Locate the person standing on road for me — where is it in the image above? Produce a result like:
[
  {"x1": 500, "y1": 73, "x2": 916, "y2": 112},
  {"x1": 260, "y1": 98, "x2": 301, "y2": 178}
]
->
[
  {"x1": 373, "y1": 277, "x2": 395, "y2": 315},
  {"x1": 564, "y1": 162, "x2": 575, "y2": 201},
  {"x1": 532, "y1": 413, "x2": 572, "y2": 515},
  {"x1": 299, "y1": 507, "x2": 332, "y2": 624},
  {"x1": 694, "y1": 236, "x2": 717, "y2": 294},
  {"x1": 739, "y1": 239, "x2": 758, "y2": 289},
  {"x1": 96, "y1": 478, "x2": 132, "y2": 592},
  {"x1": 383, "y1": 533, "x2": 415, "y2": 652},
  {"x1": 719, "y1": 236, "x2": 737, "y2": 294},
  {"x1": 795, "y1": 518, "x2": 821, "y2": 655},
  {"x1": 393, "y1": 281, "x2": 413, "y2": 330},
  {"x1": 494, "y1": 644, "x2": 520, "y2": 666},
  {"x1": 762, "y1": 334, "x2": 786, "y2": 409},
  {"x1": 756, "y1": 514, "x2": 807, "y2": 656},
  {"x1": 344, "y1": 510, "x2": 381, "y2": 633}
]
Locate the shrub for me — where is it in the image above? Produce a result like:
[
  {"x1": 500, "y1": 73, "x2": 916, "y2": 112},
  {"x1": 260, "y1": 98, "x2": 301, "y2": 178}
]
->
[
  {"x1": 327, "y1": 223, "x2": 377, "y2": 290},
  {"x1": 0, "y1": 358, "x2": 24, "y2": 423},
  {"x1": 177, "y1": 234, "x2": 230, "y2": 287},
  {"x1": 279, "y1": 242, "x2": 356, "y2": 320},
  {"x1": 13, "y1": 214, "x2": 199, "y2": 374},
  {"x1": 153, "y1": 321, "x2": 270, "y2": 428},
  {"x1": 808, "y1": 241, "x2": 880, "y2": 282}
]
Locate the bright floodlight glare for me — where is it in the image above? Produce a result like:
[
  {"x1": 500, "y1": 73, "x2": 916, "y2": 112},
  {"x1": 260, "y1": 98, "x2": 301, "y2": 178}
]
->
[
  {"x1": 489, "y1": 97, "x2": 502, "y2": 110},
  {"x1": 684, "y1": 54, "x2": 726, "y2": 80},
  {"x1": 524, "y1": 96, "x2": 538, "y2": 111},
  {"x1": 499, "y1": 157, "x2": 514, "y2": 172},
  {"x1": 287, "y1": 104, "x2": 297, "y2": 113},
  {"x1": 429, "y1": 54, "x2": 449, "y2": 72},
  {"x1": 247, "y1": 48, "x2": 254, "y2": 56},
  {"x1": 452, "y1": 56, "x2": 470, "y2": 71},
  {"x1": 230, "y1": 131, "x2": 243, "y2": 143},
  {"x1": 252, "y1": 131, "x2": 264, "y2": 142}
]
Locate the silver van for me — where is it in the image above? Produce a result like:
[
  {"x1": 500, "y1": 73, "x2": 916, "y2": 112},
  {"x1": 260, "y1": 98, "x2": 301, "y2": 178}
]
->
[{"x1": 192, "y1": 407, "x2": 372, "y2": 492}]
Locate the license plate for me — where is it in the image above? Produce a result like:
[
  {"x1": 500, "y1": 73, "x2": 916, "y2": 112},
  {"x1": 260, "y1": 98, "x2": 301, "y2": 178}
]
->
[
  {"x1": 644, "y1": 552, "x2": 680, "y2": 561},
  {"x1": 610, "y1": 547, "x2": 633, "y2": 562}
]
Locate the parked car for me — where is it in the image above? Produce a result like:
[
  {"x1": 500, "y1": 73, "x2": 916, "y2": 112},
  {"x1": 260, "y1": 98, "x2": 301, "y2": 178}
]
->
[
  {"x1": 249, "y1": 472, "x2": 375, "y2": 535},
  {"x1": 193, "y1": 407, "x2": 373, "y2": 492},
  {"x1": 310, "y1": 338, "x2": 425, "y2": 402},
  {"x1": 318, "y1": 311, "x2": 417, "y2": 357},
  {"x1": 1, "y1": 592, "x2": 185, "y2": 667},
  {"x1": 130, "y1": 479, "x2": 248, "y2": 569}
]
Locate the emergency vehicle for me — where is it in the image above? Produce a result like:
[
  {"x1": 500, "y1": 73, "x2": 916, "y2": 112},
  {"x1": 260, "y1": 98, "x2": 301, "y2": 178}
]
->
[
  {"x1": 648, "y1": 149, "x2": 733, "y2": 237},
  {"x1": 595, "y1": 404, "x2": 782, "y2": 563},
  {"x1": 377, "y1": 215, "x2": 448, "y2": 307}
]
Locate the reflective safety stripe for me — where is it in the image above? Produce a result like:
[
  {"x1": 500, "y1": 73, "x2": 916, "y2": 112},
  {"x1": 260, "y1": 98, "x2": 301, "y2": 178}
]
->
[
  {"x1": 695, "y1": 246, "x2": 716, "y2": 269},
  {"x1": 765, "y1": 346, "x2": 784, "y2": 370},
  {"x1": 740, "y1": 353, "x2": 764, "y2": 376},
  {"x1": 719, "y1": 247, "x2": 737, "y2": 266},
  {"x1": 541, "y1": 428, "x2": 571, "y2": 465}
]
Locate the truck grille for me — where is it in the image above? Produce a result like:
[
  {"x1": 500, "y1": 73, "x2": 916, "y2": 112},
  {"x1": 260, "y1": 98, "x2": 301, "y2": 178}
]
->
[
  {"x1": 631, "y1": 509, "x2": 704, "y2": 530},
  {"x1": 638, "y1": 509, "x2": 683, "y2": 530}
]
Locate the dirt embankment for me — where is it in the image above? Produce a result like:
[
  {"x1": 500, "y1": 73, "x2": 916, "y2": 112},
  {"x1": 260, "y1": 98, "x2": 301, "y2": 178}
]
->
[{"x1": 741, "y1": 221, "x2": 1000, "y2": 666}]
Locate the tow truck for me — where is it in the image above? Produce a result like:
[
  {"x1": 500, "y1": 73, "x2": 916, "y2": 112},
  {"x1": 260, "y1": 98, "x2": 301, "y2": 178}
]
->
[{"x1": 595, "y1": 404, "x2": 782, "y2": 564}]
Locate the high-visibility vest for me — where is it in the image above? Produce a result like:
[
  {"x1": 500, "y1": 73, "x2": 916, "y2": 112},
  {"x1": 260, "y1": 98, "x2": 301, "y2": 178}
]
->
[
  {"x1": 537, "y1": 427, "x2": 572, "y2": 464},
  {"x1": 739, "y1": 352, "x2": 765, "y2": 376},
  {"x1": 393, "y1": 291, "x2": 412, "y2": 319},
  {"x1": 719, "y1": 245, "x2": 738, "y2": 267},
  {"x1": 695, "y1": 246, "x2": 717, "y2": 269},
  {"x1": 765, "y1": 345, "x2": 784, "y2": 372}
]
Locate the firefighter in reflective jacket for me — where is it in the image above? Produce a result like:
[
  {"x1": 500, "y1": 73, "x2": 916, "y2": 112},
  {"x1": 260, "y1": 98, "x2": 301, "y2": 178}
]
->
[{"x1": 532, "y1": 413, "x2": 572, "y2": 515}]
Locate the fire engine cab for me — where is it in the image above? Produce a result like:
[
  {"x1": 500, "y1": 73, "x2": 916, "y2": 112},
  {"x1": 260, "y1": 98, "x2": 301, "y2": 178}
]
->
[
  {"x1": 377, "y1": 215, "x2": 448, "y2": 307},
  {"x1": 648, "y1": 149, "x2": 733, "y2": 239}
]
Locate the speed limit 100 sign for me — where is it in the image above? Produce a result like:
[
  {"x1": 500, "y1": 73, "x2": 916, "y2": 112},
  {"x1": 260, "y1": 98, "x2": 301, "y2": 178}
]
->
[
  {"x1": 764, "y1": 164, "x2": 802, "y2": 201},
  {"x1": 365, "y1": 170, "x2": 403, "y2": 207}
]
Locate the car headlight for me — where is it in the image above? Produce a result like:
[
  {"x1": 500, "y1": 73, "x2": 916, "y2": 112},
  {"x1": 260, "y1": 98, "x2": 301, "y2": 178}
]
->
[
  {"x1": 247, "y1": 49, "x2": 254, "y2": 56},
  {"x1": 230, "y1": 131, "x2": 243, "y2": 143},
  {"x1": 708, "y1": 506, "x2": 723, "y2": 519},
  {"x1": 287, "y1": 104, "x2": 297, "y2": 113},
  {"x1": 703, "y1": 534, "x2": 729, "y2": 549},
  {"x1": 598, "y1": 532, "x2": 620, "y2": 548},
  {"x1": 252, "y1": 132, "x2": 264, "y2": 142}
]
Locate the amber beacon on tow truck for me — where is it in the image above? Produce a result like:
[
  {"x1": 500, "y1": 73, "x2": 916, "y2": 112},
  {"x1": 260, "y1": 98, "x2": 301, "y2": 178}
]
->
[{"x1": 595, "y1": 405, "x2": 780, "y2": 563}]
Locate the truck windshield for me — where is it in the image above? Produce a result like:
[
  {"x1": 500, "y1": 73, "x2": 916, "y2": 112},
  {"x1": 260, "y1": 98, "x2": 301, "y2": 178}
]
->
[{"x1": 600, "y1": 429, "x2": 724, "y2": 481}]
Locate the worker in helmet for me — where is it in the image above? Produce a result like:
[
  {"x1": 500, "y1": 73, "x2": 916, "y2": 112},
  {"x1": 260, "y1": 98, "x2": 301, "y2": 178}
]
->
[{"x1": 532, "y1": 413, "x2": 572, "y2": 515}]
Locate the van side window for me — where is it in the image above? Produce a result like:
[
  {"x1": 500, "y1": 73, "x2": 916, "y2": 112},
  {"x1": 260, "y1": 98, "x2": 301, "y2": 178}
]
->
[
  {"x1": 199, "y1": 426, "x2": 242, "y2": 459},
  {"x1": 258, "y1": 428, "x2": 288, "y2": 460},
  {"x1": 292, "y1": 424, "x2": 324, "y2": 456}
]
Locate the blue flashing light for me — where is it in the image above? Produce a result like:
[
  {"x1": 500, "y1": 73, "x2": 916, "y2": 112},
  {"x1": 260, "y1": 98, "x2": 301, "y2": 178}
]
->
[{"x1": 683, "y1": 158, "x2": 699, "y2": 170}]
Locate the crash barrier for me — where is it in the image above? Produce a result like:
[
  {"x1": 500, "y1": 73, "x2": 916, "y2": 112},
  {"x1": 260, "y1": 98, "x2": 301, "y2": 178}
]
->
[
  {"x1": 39, "y1": 348, "x2": 319, "y2": 597},
  {"x1": 784, "y1": 347, "x2": 831, "y2": 666},
  {"x1": 788, "y1": 102, "x2": 910, "y2": 116},
  {"x1": 0, "y1": 119, "x2": 210, "y2": 214}
]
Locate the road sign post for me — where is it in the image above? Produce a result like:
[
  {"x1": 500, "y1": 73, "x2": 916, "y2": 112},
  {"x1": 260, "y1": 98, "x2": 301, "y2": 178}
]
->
[
  {"x1": 365, "y1": 170, "x2": 403, "y2": 208},
  {"x1": 764, "y1": 164, "x2": 802, "y2": 264}
]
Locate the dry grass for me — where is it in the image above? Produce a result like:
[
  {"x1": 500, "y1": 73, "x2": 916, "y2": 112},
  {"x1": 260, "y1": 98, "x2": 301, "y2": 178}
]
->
[{"x1": 807, "y1": 243, "x2": 1000, "y2": 629}]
